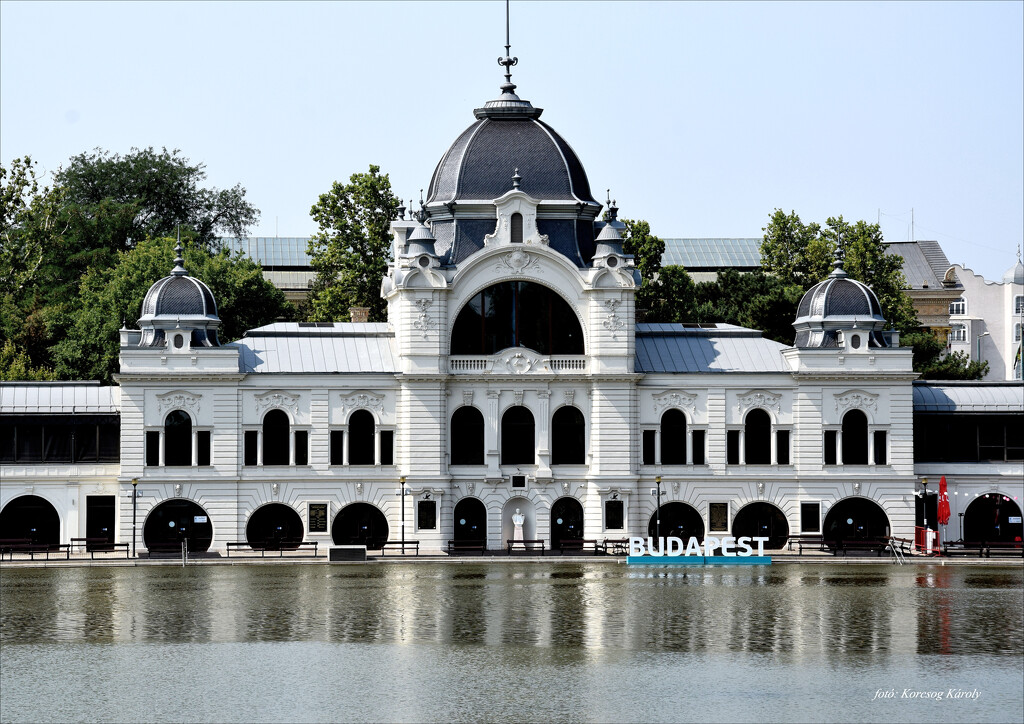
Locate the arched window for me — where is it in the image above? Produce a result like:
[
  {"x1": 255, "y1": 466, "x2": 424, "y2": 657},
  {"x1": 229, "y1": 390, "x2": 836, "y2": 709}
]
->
[
  {"x1": 501, "y1": 407, "x2": 535, "y2": 465},
  {"x1": 511, "y1": 212, "x2": 523, "y2": 243},
  {"x1": 348, "y1": 410, "x2": 375, "y2": 466},
  {"x1": 744, "y1": 409, "x2": 771, "y2": 465},
  {"x1": 551, "y1": 406, "x2": 585, "y2": 465},
  {"x1": 451, "y1": 407, "x2": 485, "y2": 465},
  {"x1": 262, "y1": 410, "x2": 290, "y2": 466},
  {"x1": 949, "y1": 297, "x2": 966, "y2": 315},
  {"x1": 842, "y1": 409, "x2": 869, "y2": 465},
  {"x1": 660, "y1": 409, "x2": 687, "y2": 465},
  {"x1": 450, "y1": 281, "x2": 584, "y2": 356},
  {"x1": 164, "y1": 410, "x2": 192, "y2": 467}
]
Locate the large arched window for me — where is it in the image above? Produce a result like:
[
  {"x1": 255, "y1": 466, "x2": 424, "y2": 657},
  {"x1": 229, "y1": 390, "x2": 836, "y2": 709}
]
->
[
  {"x1": 262, "y1": 410, "x2": 290, "y2": 466},
  {"x1": 551, "y1": 406, "x2": 585, "y2": 465},
  {"x1": 164, "y1": 410, "x2": 192, "y2": 467},
  {"x1": 451, "y1": 406, "x2": 485, "y2": 465},
  {"x1": 348, "y1": 410, "x2": 375, "y2": 466},
  {"x1": 660, "y1": 409, "x2": 687, "y2": 465},
  {"x1": 501, "y1": 407, "x2": 535, "y2": 465},
  {"x1": 744, "y1": 409, "x2": 771, "y2": 465},
  {"x1": 450, "y1": 281, "x2": 583, "y2": 355},
  {"x1": 842, "y1": 409, "x2": 869, "y2": 465}
]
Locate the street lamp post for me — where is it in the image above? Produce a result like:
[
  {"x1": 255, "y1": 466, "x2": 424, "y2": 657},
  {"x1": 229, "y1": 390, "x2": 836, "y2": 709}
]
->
[
  {"x1": 131, "y1": 477, "x2": 138, "y2": 558},
  {"x1": 654, "y1": 476, "x2": 663, "y2": 542},
  {"x1": 958, "y1": 512, "x2": 964, "y2": 542},
  {"x1": 398, "y1": 476, "x2": 407, "y2": 554}
]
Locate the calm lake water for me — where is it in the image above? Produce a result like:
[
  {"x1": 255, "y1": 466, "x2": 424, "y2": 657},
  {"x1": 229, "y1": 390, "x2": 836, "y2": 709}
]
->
[{"x1": 1, "y1": 562, "x2": 1022, "y2": 723}]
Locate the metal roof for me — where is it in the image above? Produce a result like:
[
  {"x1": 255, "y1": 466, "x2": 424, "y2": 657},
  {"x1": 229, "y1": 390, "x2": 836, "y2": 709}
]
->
[
  {"x1": 913, "y1": 382, "x2": 1024, "y2": 413},
  {"x1": 232, "y1": 323, "x2": 397, "y2": 374},
  {"x1": 661, "y1": 239, "x2": 762, "y2": 269},
  {"x1": 218, "y1": 237, "x2": 313, "y2": 268},
  {"x1": 883, "y1": 240, "x2": 959, "y2": 290},
  {"x1": 635, "y1": 324, "x2": 789, "y2": 373},
  {"x1": 0, "y1": 382, "x2": 119, "y2": 414}
]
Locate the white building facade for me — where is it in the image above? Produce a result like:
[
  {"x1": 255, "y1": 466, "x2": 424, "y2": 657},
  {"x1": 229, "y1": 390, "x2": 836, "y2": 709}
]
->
[{"x1": 947, "y1": 259, "x2": 1024, "y2": 380}]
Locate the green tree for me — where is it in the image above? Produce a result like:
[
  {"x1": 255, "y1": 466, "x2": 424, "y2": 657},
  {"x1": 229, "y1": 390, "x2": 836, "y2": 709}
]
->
[
  {"x1": 0, "y1": 339, "x2": 57, "y2": 380},
  {"x1": 620, "y1": 218, "x2": 665, "y2": 319},
  {"x1": 306, "y1": 165, "x2": 399, "y2": 322},
  {"x1": 900, "y1": 331, "x2": 988, "y2": 380},
  {"x1": 759, "y1": 209, "x2": 821, "y2": 286},
  {"x1": 693, "y1": 269, "x2": 805, "y2": 344},
  {"x1": 51, "y1": 237, "x2": 293, "y2": 382},
  {"x1": 644, "y1": 265, "x2": 699, "y2": 323}
]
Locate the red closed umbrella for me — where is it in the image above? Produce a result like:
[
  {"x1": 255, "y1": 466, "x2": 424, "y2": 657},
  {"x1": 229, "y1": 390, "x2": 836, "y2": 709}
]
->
[{"x1": 938, "y1": 475, "x2": 951, "y2": 526}]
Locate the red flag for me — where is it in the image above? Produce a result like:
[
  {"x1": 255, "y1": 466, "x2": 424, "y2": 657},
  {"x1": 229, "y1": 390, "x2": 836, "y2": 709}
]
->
[{"x1": 938, "y1": 475, "x2": 951, "y2": 526}]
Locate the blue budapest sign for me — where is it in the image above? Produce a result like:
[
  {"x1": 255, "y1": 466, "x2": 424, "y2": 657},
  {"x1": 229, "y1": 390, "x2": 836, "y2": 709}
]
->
[{"x1": 626, "y1": 536, "x2": 772, "y2": 565}]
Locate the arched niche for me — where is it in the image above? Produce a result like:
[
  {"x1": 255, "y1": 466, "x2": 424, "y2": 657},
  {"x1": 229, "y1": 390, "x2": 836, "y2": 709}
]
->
[
  {"x1": 731, "y1": 501, "x2": 790, "y2": 549},
  {"x1": 144, "y1": 499, "x2": 213, "y2": 553},
  {"x1": 245, "y1": 503, "x2": 304, "y2": 549},
  {"x1": 0, "y1": 494, "x2": 61, "y2": 547}
]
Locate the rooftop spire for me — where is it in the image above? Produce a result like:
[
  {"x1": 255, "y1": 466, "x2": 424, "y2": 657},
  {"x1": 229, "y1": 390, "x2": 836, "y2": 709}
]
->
[
  {"x1": 497, "y1": 0, "x2": 518, "y2": 95},
  {"x1": 475, "y1": 0, "x2": 542, "y2": 119}
]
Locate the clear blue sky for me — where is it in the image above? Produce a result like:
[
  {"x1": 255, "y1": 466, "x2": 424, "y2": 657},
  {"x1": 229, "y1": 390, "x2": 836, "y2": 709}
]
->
[{"x1": 2, "y1": 1, "x2": 1021, "y2": 281}]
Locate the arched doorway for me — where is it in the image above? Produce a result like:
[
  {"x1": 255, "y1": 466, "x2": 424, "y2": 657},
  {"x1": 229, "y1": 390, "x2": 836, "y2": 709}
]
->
[
  {"x1": 647, "y1": 502, "x2": 704, "y2": 542},
  {"x1": 144, "y1": 499, "x2": 214, "y2": 553},
  {"x1": 732, "y1": 502, "x2": 790, "y2": 549},
  {"x1": 964, "y1": 493, "x2": 1023, "y2": 543},
  {"x1": 823, "y1": 498, "x2": 890, "y2": 544},
  {"x1": 453, "y1": 498, "x2": 487, "y2": 545},
  {"x1": 0, "y1": 495, "x2": 61, "y2": 547},
  {"x1": 246, "y1": 503, "x2": 304, "y2": 549},
  {"x1": 332, "y1": 503, "x2": 388, "y2": 550},
  {"x1": 551, "y1": 497, "x2": 584, "y2": 551}
]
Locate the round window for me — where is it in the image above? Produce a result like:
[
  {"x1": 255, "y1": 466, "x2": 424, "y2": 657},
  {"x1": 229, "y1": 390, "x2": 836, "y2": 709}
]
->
[
  {"x1": 850, "y1": 334, "x2": 861, "y2": 349},
  {"x1": 173, "y1": 334, "x2": 184, "y2": 349},
  {"x1": 606, "y1": 256, "x2": 619, "y2": 268}
]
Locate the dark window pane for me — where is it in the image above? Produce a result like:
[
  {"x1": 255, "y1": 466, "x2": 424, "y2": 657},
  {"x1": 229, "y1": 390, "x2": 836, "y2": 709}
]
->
[
  {"x1": 841, "y1": 410, "x2": 868, "y2": 465},
  {"x1": 244, "y1": 430, "x2": 258, "y2": 466},
  {"x1": 660, "y1": 409, "x2": 687, "y2": 465},
  {"x1": 451, "y1": 407, "x2": 485, "y2": 465},
  {"x1": 642, "y1": 430, "x2": 656, "y2": 465},
  {"x1": 197, "y1": 431, "x2": 211, "y2": 466},
  {"x1": 44, "y1": 424, "x2": 74, "y2": 462},
  {"x1": 262, "y1": 410, "x2": 290, "y2": 466},
  {"x1": 146, "y1": 431, "x2": 161, "y2": 466},
  {"x1": 551, "y1": 406, "x2": 585, "y2": 465},
  {"x1": 605, "y1": 500, "x2": 624, "y2": 529},
  {"x1": 800, "y1": 502, "x2": 821, "y2": 533},
  {"x1": 0, "y1": 424, "x2": 14, "y2": 463},
  {"x1": 691, "y1": 430, "x2": 706, "y2": 465},
  {"x1": 744, "y1": 409, "x2": 771, "y2": 464},
  {"x1": 164, "y1": 410, "x2": 192, "y2": 466},
  {"x1": 511, "y1": 212, "x2": 523, "y2": 243},
  {"x1": 824, "y1": 430, "x2": 837, "y2": 465},
  {"x1": 294, "y1": 430, "x2": 308, "y2": 466},
  {"x1": 501, "y1": 406, "x2": 535, "y2": 465},
  {"x1": 349, "y1": 410, "x2": 375, "y2": 465},
  {"x1": 726, "y1": 430, "x2": 740, "y2": 465},
  {"x1": 776, "y1": 430, "x2": 790, "y2": 465},
  {"x1": 379, "y1": 431, "x2": 393, "y2": 465},
  {"x1": 873, "y1": 430, "x2": 887, "y2": 465},
  {"x1": 417, "y1": 500, "x2": 437, "y2": 530},
  {"x1": 98, "y1": 423, "x2": 119, "y2": 462},
  {"x1": 330, "y1": 430, "x2": 344, "y2": 465},
  {"x1": 76, "y1": 424, "x2": 98, "y2": 462},
  {"x1": 17, "y1": 424, "x2": 42, "y2": 462}
]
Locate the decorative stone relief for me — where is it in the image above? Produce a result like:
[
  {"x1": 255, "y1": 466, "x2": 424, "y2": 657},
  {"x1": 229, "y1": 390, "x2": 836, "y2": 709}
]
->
[
  {"x1": 652, "y1": 390, "x2": 697, "y2": 414},
  {"x1": 737, "y1": 390, "x2": 782, "y2": 415},
  {"x1": 157, "y1": 390, "x2": 201, "y2": 414},
  {"x1": 174, "y1": 484, "x2": 182, "y2": 497},
  {"x1": 462, "y1": 390, "x2": 475, "y2": 406},
  {"x1": 757, "y1": 482, "x2": 765, "y2": 496},
  {"x1": 495, "y1": 249, "x2": 542, "y2": 275},
  {"x1": 603, "y1": 299, "x2": 625, "y2": 335},
  {"x1": 340, "y1": 392, "x2": 384, "y2": 415},
  {"x1": 412, "y1": 299, "x2": 436, "y2": 339},
  {"x1": 853, "y1": 483, "x2": 861, "y2": 495},
  {"x1": 563, "y1": 390, "x2": 575, "y2": 407},
  {"x1": 272, "y1": 483, "x2": 279, "y2": 498},
  {"x1": 504, "y1": 353, "x2": 535, "y2": 374},
  {"x1": 561, "y1": 482, "x2": 569, "y2": 494},
  {"x1": 834, "y1": 390, "x2": 879, "y2": 414},
  {"x1": 356, "y1": 483, "x2": 363, "y2": 497},
  {"x1": 255, "y1": 391, "x2": 299, "y2": 415},
  {"x1": 672, "y1": 481, "x2": 679, "y2": 494},
  {"x1": 513, "y1": 390, "x2": 525, "y2": 406},
  {"x1": 467, "y1": 482, "x2": 475, "y2": 495}
]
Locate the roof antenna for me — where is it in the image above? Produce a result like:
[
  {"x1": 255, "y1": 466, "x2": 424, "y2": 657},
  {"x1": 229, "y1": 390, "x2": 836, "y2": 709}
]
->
[{"x1": 497, "y1": 0, "x2": 518, "y2": 94}]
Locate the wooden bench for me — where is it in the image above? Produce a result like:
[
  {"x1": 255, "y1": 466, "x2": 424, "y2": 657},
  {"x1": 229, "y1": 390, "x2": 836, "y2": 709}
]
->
[
  {"x1": 832, "y1": 538, "x2": 892, "y2": 556},
  {"x1": 557, "y1": 539, "x2": 602, "y2": 555},
  {"x1": 70, "y1": 538, "x2": 130, "y2": 559},
  {"x1": 507, "y1": 539, "x2": 546, "y2": 555},
  {"x1": 447, "y1": 539, "x2": 486, "y2": 555},
  {"x1": 945, "y1": 541, "x2": 1024, "y2": 558},
  {"x1": 787, "y1": 535, "x2": 828, "y2": 554},
  {"x1": 985, "y1": 542, "x2": 1024, "y2": 557},
  {"x1": 603, "y1": 538, "x2": 631, "y2": 556},
  {"x1": 145, "y1": 541, "x2": 188, "y2": 557},
  {"x1": 0, "y1": 539, "x2": 70, "y2": 560},
  {"x1": 225, "y1": 541, "x2": 319, "y2": 558},
  {"x1": 381, "y1": 540, "x2": 420, "y2": 556}
]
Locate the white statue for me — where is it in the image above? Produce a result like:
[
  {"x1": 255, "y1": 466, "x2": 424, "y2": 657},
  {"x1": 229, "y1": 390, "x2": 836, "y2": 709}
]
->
[{"x1": 512, "y1": 508, "x2": 525, "y2": 540}]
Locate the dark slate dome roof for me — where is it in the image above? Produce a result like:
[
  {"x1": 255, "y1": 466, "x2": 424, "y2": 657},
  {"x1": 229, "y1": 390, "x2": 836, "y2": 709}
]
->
[
  {"x1": 792, "y1": 265, "x2": 889, "y2": 348},
  {"x1": 426, "y1": 98, "x2": 596, "y2": 205},
  {"x1": 141, "y1": 272, "x2": 218, "y2": 318}
]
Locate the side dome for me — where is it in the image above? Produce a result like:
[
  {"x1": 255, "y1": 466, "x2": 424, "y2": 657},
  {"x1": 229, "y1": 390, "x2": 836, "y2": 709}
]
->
[
  {"x1": 793, "y1": 263, "x2": 889, "y2": 348},
  {"x1": 135, "y1": 245, "x2": 221, "y2": 348},
  {"x1": 1002, "y1": 259, "x2": 1024, "y2": 285},
  {"x1": 141, "y1": 274, "x2": 218, "y2": 318}
]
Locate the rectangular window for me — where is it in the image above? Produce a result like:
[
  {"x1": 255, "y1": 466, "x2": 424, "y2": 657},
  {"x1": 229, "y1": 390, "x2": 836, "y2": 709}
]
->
[
  {"x1": 197, "y1": 431, "x2": 211, "y2": 466},
  {"x1": 1016, "y1": 295, "x2": 1024, "y2": 314},
  {"x1": 605, "y1": 499, "x2": 624, "y2": 529},
  {"x1": 43, "y1": 424, "x2": 74, "y2": 462},
  {"x1": 709, "y1": 502, "x2": 729, "y2": 532},
  {"x1": 308, "y1": 503, "x2": 328, "y2": 533},
  {"x1": 800, "y1": 502, "x2": 821, "y2": 533},
  {"x1": 511, "y1": 475, "x2": 526, "y2": 488},
  {"x1": 145, "y1": 431, "x2": 160, "y2": 466},
  {"x1": 98, "y1": 423, "x2": 119, "y2": 462},
  {"x1": 16, "y1": 424, "x2": 42, "y2": 462},
  {"x1": 642, "y1": 430, "x2": 656, "y2": 464},
  {"x1": 330, "y1": 430, "x2": 344, "y2": 465},
  {"x1": 0, "y1": 424, "x2": 14, "y2": 462},
  {"x1": 244, "y1": 430, "x2": 258, "y2": 466},
  {"x1": 776, "y1": 430, "x2": 790, "y2": 465},
  {"x1": 75, "y1": 424, "x2": 98, "y2": 462},
  {"x1": 726, "y1": 430, "x2": 740, "y2": 465},
  {"x1": 294, "y1": 430, "x2": 308, "y2": 466},
  {"x1": 824, "y1": 430, "x2": 837, "y2": 465},
  {"x1": 380, "y1": 430, "x2": 394, "y2": 465},
  {"x1": 692, "y1": 430, "x2": 705, "y2": 465},
  {"x1": 417, "y1": 500, "x2": 437, "y2": 530},
  {"x1": 873, "y1": 431, "x2": 887, "y2": 465}
]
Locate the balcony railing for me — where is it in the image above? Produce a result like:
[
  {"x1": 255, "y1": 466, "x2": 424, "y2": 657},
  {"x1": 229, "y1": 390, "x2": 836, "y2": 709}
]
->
[{"x1": 449, "y1": 355, "x2": 588, "y2": 374}]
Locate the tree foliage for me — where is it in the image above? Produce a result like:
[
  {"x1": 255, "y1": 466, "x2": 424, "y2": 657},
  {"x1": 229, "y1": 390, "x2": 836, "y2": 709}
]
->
[
  {"x1": 900, "y1": 331, "x2": 988, "y2": 380},
  {"x1": 306, "y1": 165, "x2": 399, "y2": 322},
  {"x1": 0, "y1": 340, "x2": 56, "y2": 381},
  {"x1": 50, "y1": 237, "x2": 293, "y2": 382},
  {"x1": 620, "y1": 218, "x2": 665, "y2": 318}
]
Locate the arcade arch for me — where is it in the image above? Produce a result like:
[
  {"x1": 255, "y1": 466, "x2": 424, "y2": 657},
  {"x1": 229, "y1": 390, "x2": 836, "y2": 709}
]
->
[
  {"x1": 332, "y1": 502, "x2": 388, "y2": 549},
  {"x1": 731, "y1": 501, "x2": 790, "y2": 549},
  {"x1": 144, "y1": 499, "x2": 213, "y2": 553},
  {"x1": 0, "y1": 494, "x2": 60, "y2": 546}
]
